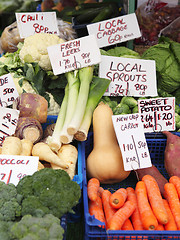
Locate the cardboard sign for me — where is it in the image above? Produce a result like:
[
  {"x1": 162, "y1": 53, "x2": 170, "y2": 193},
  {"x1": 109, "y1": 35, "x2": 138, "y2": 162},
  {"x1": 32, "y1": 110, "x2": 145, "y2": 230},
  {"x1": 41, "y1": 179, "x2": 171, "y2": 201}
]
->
[
  {"x1": 0, "y1": 155, "x2": 39, "y2": 186},
  {"x1": 87, "y1": 13, "x2": 141, "y2": 48},
  {"x1": 47, "y1": 35, "x2": 101, "y2": 75},
  {"x1": 0, "y1": 108, "x2": 20, "y2": 147},
  {"x1": 0, "y1": 73, "x2": 19, "y2": 107},
  {"x1": 16, "y1": 12, "x2": 59, "y2": 38},
  {"x1": 99, "y1": 55, "x2": 157, "y2": 97},
  {"x1": 112, "y1": 113, "x2": 152, "y2": 171},
  {"x1": 138, "y1": 97, "x2": 176, "y2": 132}
]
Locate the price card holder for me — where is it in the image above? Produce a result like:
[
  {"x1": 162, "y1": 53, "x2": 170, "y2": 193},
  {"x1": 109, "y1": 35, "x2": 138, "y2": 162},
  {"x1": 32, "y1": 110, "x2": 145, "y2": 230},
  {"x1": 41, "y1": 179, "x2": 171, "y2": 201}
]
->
[
  {"x1": 48, "y1": 35, "x2": 101, "y2": 75},
  {"x1": 138, "y1": 97, "x2": 176, "y2": 132},
  {"x1": 87, "y1": 13, "x2": 141, "y2": 48},
  {"x1": 0, "y1": 155, "x2": 39, "y2": 186},
  {"x1": 0, "y1": 73, "x2": 19, "y2": 107},
  {"x1": 16, "y1": 12, "x2": 59, "y2": 38},
  {"x1": 0, "y1": 108, "x2": 20, "y2": 147},
  {"x1": 112, "y1": 113, "x2": 152, "y2": 171},
  {"x1": 99, "y1": 55, "x2": 157, "y2": 97}
]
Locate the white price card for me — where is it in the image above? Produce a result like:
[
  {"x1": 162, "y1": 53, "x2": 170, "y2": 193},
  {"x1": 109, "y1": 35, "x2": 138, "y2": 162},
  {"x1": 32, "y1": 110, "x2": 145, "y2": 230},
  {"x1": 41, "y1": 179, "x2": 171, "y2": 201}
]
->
[
  {"x1": 0, "y1": 73, "x2": 19, "y2": 107},
  {"x1": 112, "y1": 113, "x2": 152, "y2": 171},
  {"x1": 16, "y1": 12, "x2": 59, "y2": 38},
  {"x1": 0, "y1": 108, "x2": 20, "y2": 147},
  {"x1": 87, "y1": 13, "x2": 141, "y2": 48},
  {"x1": 47, "y1": 35, "x2": 101, "y2": 75},
  {"x1": 138, "y1": 97, "x2": 176, "y2": 132},
  {"x1": 99, "y1": 55, "x2": 157, "y2": 97},
  {"x1": 0, "y1": 155, "x2": 39, "y2": 186}
]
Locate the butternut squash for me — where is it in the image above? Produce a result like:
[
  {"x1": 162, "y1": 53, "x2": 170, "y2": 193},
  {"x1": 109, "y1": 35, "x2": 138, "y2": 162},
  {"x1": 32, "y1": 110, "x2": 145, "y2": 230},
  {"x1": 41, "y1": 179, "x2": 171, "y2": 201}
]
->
[{"x1": 86, "y1": 102, "x2": 131, "y2": 184}]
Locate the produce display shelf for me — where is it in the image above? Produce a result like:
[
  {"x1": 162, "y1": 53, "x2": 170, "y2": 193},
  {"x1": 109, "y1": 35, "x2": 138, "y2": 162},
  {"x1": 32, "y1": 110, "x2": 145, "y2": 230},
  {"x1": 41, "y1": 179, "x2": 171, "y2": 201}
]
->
[{"x1": 82, "y1": 132, "x2": 180, "y2": 240}]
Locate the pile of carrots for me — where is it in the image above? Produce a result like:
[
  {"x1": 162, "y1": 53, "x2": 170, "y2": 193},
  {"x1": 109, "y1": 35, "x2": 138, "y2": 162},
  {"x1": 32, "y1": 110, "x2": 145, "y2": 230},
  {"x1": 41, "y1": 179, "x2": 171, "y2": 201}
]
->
[{"x1": 87, "y1": 175, "x2": 180, "y2": 231}]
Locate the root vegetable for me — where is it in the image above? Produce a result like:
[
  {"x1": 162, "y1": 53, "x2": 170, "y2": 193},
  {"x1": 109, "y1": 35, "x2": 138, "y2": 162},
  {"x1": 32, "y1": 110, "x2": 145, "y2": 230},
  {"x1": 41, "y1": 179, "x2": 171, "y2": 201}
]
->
[
  {"x1": 32, "y1": 142, "x2": 68, "y2": 169},
  {"x1": 20, "y1": 139, "x2": 33, "y2": 156},
  {"x1": 38, "y1": 161, "x2": 45, "y2": 171},
  {"x1": 163, "y1": 131, "x2": 180, "y2": 177},
  {"x1": 13, "y1": 93, "x2": 48, "y2": 123},
  {"x1": 1, "y1": 136, "x2": 22, "y2": 155},
  {"x1": 14, "y1": 117, "x2": 43, "y2": 144}
]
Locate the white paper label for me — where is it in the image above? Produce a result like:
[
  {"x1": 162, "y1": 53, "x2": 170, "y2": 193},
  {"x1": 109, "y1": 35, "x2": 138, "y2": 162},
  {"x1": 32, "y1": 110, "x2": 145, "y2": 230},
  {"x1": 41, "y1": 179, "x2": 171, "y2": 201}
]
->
[
  {"x1": 99, "y1": 55, "x2": 157, "y2": 97},
  {"x1": 138, "y1": 97, "x2": 176, "y2": 132},
  {"x1": 112, "y1": 113, "x2": 152, "y2": 171},
  {"x1": 87, "y1": 13, "x2": 141, "y2": 48},
  {"x1": 0, "y1": 155, "x2": 39, "y2": 186},
  {"x1": 0, "y1": 108, "x2": 20, "y2": 146},
  {"x1": 16, "y1": 12, "x2": 59, "y2": 38},
  {"x1": 48, "y1": 35, "x2": 101, "y2": 75},
  {"x1": 0, "y1": 73, "x2": 19, "y2": 107}
]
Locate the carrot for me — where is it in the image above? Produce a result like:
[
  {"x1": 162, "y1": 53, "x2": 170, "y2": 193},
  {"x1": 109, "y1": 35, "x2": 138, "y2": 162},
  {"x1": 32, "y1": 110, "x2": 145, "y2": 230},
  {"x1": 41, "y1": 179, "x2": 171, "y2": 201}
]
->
[
  {"x1": 169, "y1": 176, "x2": 180, "y2": 199},
  {"x1": 163, "y1": 199, "x2": 177, "y2": 231},
  {"x1": 89, "y1": 195, "x2": 106, "y2": 228},
  {"x1": 110, "y1": 188, "x2": 127, "y2": 209},
  {"x1": 164, "y1": 182, "x2": 180, "y2": 230},
  {"x1": 98, "y1": 186, "x2": 104, "y2": 197},
  {"x1": 101, "y1": 189, "x2": 116, "y2": 229},
  {"x1": 87, "y1": 178, "x2": 100, "y2": 201},
  {"x1": 156, "y1": 223, "x2": 164, "y2": 230},
  {"x1": 142, "y1": 175, "x2": 168, "y2": 225},
  {"x1": 109, "y1": 200, "x2": 136, "y2": 230},
  {"x1": 126, "y1": 187, "x2": 144, "y2": 230},
  {"x1": 135, "y1": 181, "x2": 158, "y2": 230},
  {"x1": 121, "y1": 218, "x2": 134, "y2": 230}
]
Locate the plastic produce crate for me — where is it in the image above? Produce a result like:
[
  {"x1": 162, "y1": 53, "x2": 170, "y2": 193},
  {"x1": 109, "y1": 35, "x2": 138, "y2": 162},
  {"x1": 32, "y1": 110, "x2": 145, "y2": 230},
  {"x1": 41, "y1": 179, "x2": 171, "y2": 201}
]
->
[{"x1": 82, "y1": 132, "x2": 180, "y2": 240}]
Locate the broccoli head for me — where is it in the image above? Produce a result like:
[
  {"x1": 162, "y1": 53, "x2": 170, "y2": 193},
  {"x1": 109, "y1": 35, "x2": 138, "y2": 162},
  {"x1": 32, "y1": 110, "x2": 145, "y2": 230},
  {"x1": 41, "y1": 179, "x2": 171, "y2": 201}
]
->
[
  {"x1": 0, "y1": 220, "x2": 14, "y2": 240},
  {"x1": 16, "y1": 168, "x2": 81, "y2": 219},
  {"x1": 10, "y1": 214, "x2": 64, "y2": 240},
  {"x1": 0, "y1": 181, "x2": 22, "y2": 221}
]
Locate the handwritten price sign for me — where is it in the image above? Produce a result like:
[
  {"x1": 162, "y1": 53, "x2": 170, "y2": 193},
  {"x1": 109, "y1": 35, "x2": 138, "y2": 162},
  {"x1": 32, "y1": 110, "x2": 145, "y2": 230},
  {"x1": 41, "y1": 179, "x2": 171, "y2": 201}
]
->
[
  {"x1": 0, "y1": 108, "x2": 19, "y2": 146},
  {"x1": 0, "y1": 73, "x2": 19, "y2": 107},
  {"x1": 16, "y1": 12, "x2": 59, "y2": 38},
  {"x1": 112, "y1": 113, "x2": 152, "y2": 171},
  {"x1": 138, "y1": 97, "x2": 176, "y2": 132},
  {"x1": 99, "y1": 55, "x2": 157, "y2": 97},
  {"x1": 0, "y1": 155, "x2": 39, "y2": 185}
]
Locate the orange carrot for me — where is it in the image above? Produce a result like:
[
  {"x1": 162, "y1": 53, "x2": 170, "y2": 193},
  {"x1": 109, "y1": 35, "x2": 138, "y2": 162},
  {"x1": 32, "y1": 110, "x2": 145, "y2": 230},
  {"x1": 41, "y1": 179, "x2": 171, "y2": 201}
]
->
[
  {"x1": 163, "y1": 199, "x2": 177, "y2": 231},
  {"x1": 121, "y1": 218, "x2": 134, "y2": 230},
  {"x1": 169, "y1": 176, "x2": 180, "y2": 199},
  {"x1": 98, "y1": 186, "x2": 104, "y2": 197},
  {"x1": 142, "y1": 175, "x2": 168, "y2": 225},
  {"x1": 101, "y1": 189, "x2": 116, "y2": 229},
  {"x1": 109, "y1": 200, "x2": 136, "y2": 230},
  {"x1": 89, "y1": 195, "x2": 106, "y2": 228},
  {"x1": 135, "y1": 181, "x2": 158, "y2": 230},
  {"x1": 164, "y1": 182, "x2": 180, "y2": 230},
  {"x1": 109, "y1": 188, "x2": 127, "y2": 209},
  {"x1": 126, "y1": 187, "x2": 144, "y2": 230},
  {"x1": 156, "y1": 223, "x2": 164, "y2": 230},
  {"x1": 87, "y1": 177, "x2": 100, "y2": 201}
]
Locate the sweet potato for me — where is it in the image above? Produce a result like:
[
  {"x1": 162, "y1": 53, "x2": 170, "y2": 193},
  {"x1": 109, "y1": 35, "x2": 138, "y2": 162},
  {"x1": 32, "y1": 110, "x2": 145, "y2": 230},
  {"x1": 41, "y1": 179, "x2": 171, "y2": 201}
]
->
[
  {"x1": 163, "y1": 131, "x2": 180, "y2": 178},
  {"x1": 135, "y1": 165, "x2": 168, "y2": 197}
]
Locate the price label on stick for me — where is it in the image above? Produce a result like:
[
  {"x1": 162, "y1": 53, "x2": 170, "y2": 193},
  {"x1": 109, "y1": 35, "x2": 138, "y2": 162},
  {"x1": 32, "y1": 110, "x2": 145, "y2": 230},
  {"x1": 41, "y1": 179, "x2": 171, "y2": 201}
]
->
[
  {"x1": 16, "y1": 12, "x2": 59, "y2": 38},
  {"x1": 138, "y1": 97, "x2": 176, "y2": 132},
  {"x1": 99, "y1": 55, "x2": 157, "y2": 97},
  {"x1": 48, "y1": 35, "x2": 101, "y2": 75},
  {"x1": 0, "y1": 155, "x2": 39, "y2": 186},
  {"x1": 0, "y1": 73, "x2": 19, "y2": 107},
  {"x1": 0, "y1": 108, "x2": 20, "y2": 147},
  {"x1": 112, "y1": 113, "x2": 152, "y2": 171}
]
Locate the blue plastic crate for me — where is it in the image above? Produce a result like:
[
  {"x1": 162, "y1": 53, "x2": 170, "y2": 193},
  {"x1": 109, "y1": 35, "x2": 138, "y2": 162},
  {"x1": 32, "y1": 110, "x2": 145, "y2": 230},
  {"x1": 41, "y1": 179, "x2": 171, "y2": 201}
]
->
[{"x1": 82, "y1": 132, "x2": 180, "y2": 240}]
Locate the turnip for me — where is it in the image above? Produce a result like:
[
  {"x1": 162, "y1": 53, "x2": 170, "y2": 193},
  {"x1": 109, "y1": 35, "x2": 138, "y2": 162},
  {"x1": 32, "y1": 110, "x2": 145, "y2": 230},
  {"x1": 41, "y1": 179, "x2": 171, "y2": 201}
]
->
[{"x1": 163, "y1": 131, "x2": 180, "y2": 178}]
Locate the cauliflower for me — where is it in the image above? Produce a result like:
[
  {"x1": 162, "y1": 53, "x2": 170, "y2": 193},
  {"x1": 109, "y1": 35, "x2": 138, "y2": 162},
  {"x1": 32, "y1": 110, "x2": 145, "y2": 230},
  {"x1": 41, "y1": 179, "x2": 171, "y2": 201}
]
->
[
  {"x1": 19, "y1": 33, "x2": 65, "y2": 71},
  {"x1": 46, "y1": 92, "x2": 60, "y2": 115}
]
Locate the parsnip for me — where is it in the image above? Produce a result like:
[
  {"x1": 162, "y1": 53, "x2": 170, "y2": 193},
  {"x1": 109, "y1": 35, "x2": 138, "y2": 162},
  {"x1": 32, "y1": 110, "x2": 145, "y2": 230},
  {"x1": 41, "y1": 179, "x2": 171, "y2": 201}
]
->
[
  {"x1": 1, "y1": 136, "x2": 22, "y2": 155},
  {"x1": 38, "y1": 161, "x2": 45, "y2": 170},
  {"x1": 51, "y1": 144, "x2": 78, "y2": 179},
  {"x1": 20, "y1": 139, "x2": 33, "y2": 156},
  {"x1": 32, "y1": 142, "x2": 68, "y2": 169}
]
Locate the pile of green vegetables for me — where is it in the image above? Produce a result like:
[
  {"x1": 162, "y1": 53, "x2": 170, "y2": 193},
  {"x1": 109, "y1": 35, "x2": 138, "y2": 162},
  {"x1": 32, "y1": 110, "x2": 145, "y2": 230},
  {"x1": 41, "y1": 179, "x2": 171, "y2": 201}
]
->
[{"x1": 0, "y1": 168, "x2": 81, "y2": 240}]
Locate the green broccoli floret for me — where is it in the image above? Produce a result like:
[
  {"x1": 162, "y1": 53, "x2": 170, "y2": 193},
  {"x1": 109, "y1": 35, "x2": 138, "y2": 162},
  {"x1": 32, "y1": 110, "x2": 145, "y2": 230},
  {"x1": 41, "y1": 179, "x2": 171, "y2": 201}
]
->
[
  {"x1": 0, "y1": 220, "x2": 14, "y2": 240},
  {"x1": 0, "y1": 181, "x2": 22, "y2": 221},
  {"x1": 10, "y1": 214, "x2": 64, "y2": 240},
  {"x1": 16, "y1": 168, "x2": 81, "y2": 219}
]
